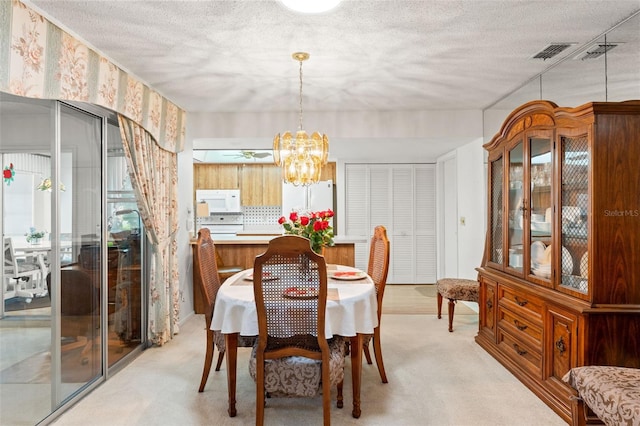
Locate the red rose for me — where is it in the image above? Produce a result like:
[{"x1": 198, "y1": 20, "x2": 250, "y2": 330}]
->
[
  {"x1": 313, "y1": 221, "x2": 322, "y2": 231},
  {"x1": 3, "y1": 169, "x2": 10, "y2": 179},
  {"x1": 300, "y1": 216, "x2": 310, "y2": 226},
  {"x1": 326, "y1": 209, "x2": 334, "y2": 218},
  {"x1": 321, "y1": 220, "x2": 329, "y2": 230},
  {"x1": 289, "y1": 212, "x2": 298, "y2": 222},
  {"x1": 278, "y1": 216, "x2": 286, "y2": 225}
]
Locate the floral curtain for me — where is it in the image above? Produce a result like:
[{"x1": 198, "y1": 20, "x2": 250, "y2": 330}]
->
[
  {"x1": 0, "y1": 0, "x2": 185, "y2": 153},
  {"x1": 118, "y1": 115, "x2": 180, "y2": 346}
]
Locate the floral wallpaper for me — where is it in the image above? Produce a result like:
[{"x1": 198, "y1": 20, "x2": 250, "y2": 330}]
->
[{"x1": 0, "y1": 0, "x2": 185, "y2": 153}]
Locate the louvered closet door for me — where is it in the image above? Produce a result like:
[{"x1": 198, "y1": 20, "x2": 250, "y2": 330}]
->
[
  {"x1": 345, "y1": 164, "x2": 369, "y2": 269},
  {"x1": 391, "y1": 166, "x2": 414, "y2": 283},
  {"x1": 344, "y1": 163, "x2": 437, "y2": 283},
  {"x1": 369, "y1": 165, "x2": 392, "y2": 239},
  {"x1": 415, "y1": 165, "x2": 437, "y2": 283}
]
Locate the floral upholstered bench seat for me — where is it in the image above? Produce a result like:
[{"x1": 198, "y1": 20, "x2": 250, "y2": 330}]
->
[{"x1": 563, "y1": 366, "x2": 640, "y2": 426}]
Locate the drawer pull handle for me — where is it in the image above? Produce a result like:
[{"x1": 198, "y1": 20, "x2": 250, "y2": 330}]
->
[
  {"x1": 487, "y1": 300, "x2": 493, "y2": 309},
  {"x1": 514, "y1": 296, "x2": 528, "y2": 306},
  {"x1": 555, "y1": 337, "x2": 566, "y2": 354},
  {"x1": 514, "y1": 320, "x2": 528, "y2": 331},
  {"x1": 513, "y1": 344, "x2": 528, "y2": 356}
]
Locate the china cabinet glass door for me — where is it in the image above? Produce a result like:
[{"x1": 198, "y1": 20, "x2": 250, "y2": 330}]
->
[
  {"x1": 559, "y1": 133, "x2": 589, "y2": 295},
  {"x1": 507, "y1": 141, "x2": 524, "y2": 273},
  {"x1": 488, "y1": 156, "x2": 504, "y2": 266},
  {"x1": 528, "y1": 136, "x2": 552, "y2": 284}
]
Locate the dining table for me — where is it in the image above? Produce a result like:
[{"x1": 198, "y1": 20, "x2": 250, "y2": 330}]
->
[{"x1": 211, "y1": 264, "x2": 379, "y2": 419}]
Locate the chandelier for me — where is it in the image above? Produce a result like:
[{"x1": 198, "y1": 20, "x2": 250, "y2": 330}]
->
[{"x1": 273, "y1": 52, "x2": 329, "y2": 186}]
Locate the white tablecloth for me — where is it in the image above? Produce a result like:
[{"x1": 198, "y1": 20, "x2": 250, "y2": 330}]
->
[{"x1": 211, "y1": 265, "x2": 378, "y2": 338}]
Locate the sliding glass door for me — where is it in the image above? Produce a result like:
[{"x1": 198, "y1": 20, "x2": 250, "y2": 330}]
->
[{"x1": 0, "y1": 92, "x2": 146, "y2": 424}]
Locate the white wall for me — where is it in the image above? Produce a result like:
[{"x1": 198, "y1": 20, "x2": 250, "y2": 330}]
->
[
  {"x1": 176, "y1": 125, "x2": 196, "y2": 323},
  {"x1": 454, "y1": 139, "x2": 486, "y2": 279},
  {"x1": 190, "y1": 109, "x2": 483, "y2": 162}
]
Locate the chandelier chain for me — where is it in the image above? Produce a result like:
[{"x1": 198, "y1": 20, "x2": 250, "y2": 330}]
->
[{"x1": 298, "y1": 59, "x2": 304, "y2": 131}]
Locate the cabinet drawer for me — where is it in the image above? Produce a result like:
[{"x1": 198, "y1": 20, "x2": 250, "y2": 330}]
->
[
  {"x1": 498, "y1": 329, "x2": 542, "y2": 378},
  {"x1": 498, "y1": 306, "x2": 542, "y2": 346},
  {"x1": 499, "y1": 287, "x2": 544, "y2": 319}
]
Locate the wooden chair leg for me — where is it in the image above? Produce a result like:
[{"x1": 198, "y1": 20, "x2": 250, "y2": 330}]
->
[
  {"x1": 447, "y1": 298, "x2": 456, "y2": 332},
  {"x1": 372, "y1": 327, "x2": 388, "y2": 383},
  {"x1": 437, "y1": 292, "x2": 443, "y2": 319},
  {"x1": 337, "y1": 380, "x2": 344, "y2": 408},
  {"x1": 199, "y1": 329, "x2": 214, "y2": 392},
  {"x1": 363, "y1": 342, "x2": 373, "y2": 364},
  {"x1": 215, "y1": 349, "x2": 225, "y2": 371},
  {"x1": 256, "y1": 359, "x2": 265, "y2": 426},
  {"x1": 322, "y1": 367, "x2": 331, "y2": 426}
]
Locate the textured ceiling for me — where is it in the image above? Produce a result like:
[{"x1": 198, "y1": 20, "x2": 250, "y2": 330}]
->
[{"x1": 25, "y1": 1, "x2": 640, "y2": 113}]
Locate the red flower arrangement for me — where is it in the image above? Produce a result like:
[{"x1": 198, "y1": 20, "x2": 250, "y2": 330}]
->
[{"x1": 278, "y1": 209, "x2": 335, "y2": 254}]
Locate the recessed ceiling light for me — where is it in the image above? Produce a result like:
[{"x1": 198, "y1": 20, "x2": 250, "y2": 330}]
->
[{"x1": 278, "y1": 0, "x2": 342, "y2": 14}]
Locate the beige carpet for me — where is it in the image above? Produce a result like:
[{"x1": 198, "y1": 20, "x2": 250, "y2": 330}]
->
[
  {"x1": 50, "y1": 311, "x2": 565, "y2": 426},
  {"x1": 383, "y1": 284, "x2": 476, "y2": 315}
]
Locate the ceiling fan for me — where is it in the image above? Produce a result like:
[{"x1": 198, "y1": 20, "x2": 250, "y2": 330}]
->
[{"x1": 224, "y1": 150, "x2": 273, "y2": 160}]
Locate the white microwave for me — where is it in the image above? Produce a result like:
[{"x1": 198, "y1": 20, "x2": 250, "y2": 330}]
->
[{"x1": 196, "y1": 189, "x2": 242, "y2": 213}]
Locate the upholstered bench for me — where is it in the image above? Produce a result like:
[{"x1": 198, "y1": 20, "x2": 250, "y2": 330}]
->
[
  {"x1": 436, "y1": 278, "x2": 479, "y2": 332},
  {"x1": 563, "y1": 366, "x2": 640, "y2": 426}
]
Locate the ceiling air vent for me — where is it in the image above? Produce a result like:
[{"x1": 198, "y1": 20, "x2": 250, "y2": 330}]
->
[
  {"x1": 531, "y1": 43, "x2": 575, "y2": 60},
  {"x1": 575, "y1": 43, "x2": 620, "y2": 60}
]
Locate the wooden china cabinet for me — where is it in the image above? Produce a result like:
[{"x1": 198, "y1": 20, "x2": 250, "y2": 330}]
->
[{"x1": 476, "y1": 100, "x2": 640, "y2": 423}]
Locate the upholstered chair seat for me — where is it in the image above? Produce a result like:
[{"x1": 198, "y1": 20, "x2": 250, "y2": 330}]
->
[
  {"x1": 249, "y1": 336, "x2": 345, "y2": 397},
  {"x1": 436, "y1": 278, "x2": 479, "y2": 332}
]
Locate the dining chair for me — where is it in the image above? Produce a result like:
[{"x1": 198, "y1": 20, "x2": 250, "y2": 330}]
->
[
  {"x1": 215, "y1": 248, "x2": 243, "y2": 282},
  {"x1": 249, "y1": 235, "x2": 345, "y2": 426},
  {"x1": 3, "y1": 237, "x2": 48, "y2": 302},
  {"x1": 362, "y1": 225, "x2": 390, "y2": 383},
  {"x1": 195, "y1": 227, "x2": 255, "y2": 392}
]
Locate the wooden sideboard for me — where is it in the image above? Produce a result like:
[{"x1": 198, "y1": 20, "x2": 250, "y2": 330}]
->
[{"x1": 191, "y1": 238, "x2": 356, "y2": 314}]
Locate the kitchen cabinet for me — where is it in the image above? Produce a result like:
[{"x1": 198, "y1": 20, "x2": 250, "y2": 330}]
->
[
  {"x1": 476, "y1": 100, "x2": 640, "y2": 423},
  {"x1": 194, "y1": 164, "x2": 239, "y2": 189},
  {"x1": 240, "y1": 164, "x2": 282, "y2": 206},
  {"x1": 194, "y1": 162, "x2": 337, "y2": 207}
]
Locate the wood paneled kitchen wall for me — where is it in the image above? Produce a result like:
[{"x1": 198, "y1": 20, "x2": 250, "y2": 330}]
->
[{"x1": 194, "y1": 162, "x2": 336, "y2": 206}]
